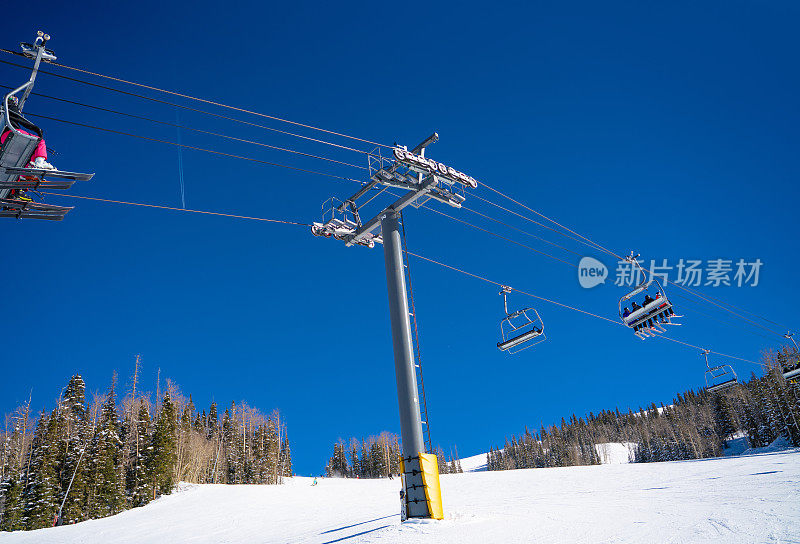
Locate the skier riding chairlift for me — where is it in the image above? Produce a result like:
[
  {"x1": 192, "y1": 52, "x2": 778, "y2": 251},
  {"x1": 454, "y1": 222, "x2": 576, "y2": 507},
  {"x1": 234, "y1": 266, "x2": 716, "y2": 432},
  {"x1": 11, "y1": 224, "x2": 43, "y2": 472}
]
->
[
  {"x1": 0, "y1": 95, "x2": 55, "y2": 203},
  {"x1": 1, "y1": 32, "x2": 95, "y2": 221},
  {"x1": 618, "y1": 253, "x2": 682, "y2": 340}
]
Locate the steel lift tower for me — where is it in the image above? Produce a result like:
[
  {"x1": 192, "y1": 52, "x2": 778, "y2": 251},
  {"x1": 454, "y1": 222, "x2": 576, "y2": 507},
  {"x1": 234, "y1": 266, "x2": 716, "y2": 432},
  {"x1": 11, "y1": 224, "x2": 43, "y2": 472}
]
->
[{"x1": 312, "y1": 133, "x2": 477, "y2": 520}]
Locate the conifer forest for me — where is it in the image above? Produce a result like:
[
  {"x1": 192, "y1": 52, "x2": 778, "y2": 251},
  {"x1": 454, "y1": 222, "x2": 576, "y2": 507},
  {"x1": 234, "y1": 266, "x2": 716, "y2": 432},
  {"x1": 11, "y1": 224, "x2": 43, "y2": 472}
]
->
[
  {"x1": 324, "y1": 434, "x2": 463, "y2": 479},
  {"x1": 488, "y1": 348, "x2": 800, "y2": 471},
  {"x1": 0, "y1": 371, "x2": 291, "y2": 531}
]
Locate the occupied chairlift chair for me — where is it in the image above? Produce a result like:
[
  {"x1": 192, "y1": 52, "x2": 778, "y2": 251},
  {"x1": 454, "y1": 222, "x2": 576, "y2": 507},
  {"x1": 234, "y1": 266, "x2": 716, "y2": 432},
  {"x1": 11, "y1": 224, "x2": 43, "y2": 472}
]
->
[
  {"x1": 618, "y1": 253, "x2": 680, "y2": 340},
  {"x1": 0, "y1": 31, "x2": 93, "y2": 220},
  {"x1": 702, "y1": 349, "x2": 739, "y2": 394},
  {"x1": 497, "y1": 286, "x2": 546, "y2": 354}
]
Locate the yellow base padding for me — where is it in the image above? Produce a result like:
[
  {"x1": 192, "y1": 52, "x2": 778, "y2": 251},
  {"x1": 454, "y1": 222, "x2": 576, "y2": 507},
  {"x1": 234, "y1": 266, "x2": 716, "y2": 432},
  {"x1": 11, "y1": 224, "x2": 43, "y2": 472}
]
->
[{"x1": 418, "y1": 452, "x2": 444, "y2": 520}]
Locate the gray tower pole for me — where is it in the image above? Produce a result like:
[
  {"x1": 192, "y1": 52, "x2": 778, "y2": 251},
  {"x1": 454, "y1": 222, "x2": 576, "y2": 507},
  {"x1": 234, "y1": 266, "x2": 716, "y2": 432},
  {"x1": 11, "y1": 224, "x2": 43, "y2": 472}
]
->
[
  {"x1": 381, "y1": 209, "x2": 425, "y2": 458},
  {"x1": 381, "y1": 209, "x2": 431, "y2": 518}
]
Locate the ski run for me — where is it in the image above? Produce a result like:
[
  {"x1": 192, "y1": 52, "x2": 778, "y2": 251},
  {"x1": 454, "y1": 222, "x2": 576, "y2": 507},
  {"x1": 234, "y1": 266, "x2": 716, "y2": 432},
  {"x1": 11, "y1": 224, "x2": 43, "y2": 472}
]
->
[{"x1": 1, "y1": 445, "x2": 797, "y2": 544}]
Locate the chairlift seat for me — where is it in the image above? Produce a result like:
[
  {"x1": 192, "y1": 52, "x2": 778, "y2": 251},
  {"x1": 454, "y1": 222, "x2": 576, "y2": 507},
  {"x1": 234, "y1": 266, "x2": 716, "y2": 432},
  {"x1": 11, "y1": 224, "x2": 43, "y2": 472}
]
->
[
  {"x1": 706, "y1": 379, "x2": 738, "y2": 394},
  {"x1": 497, "y1": 304, "x2": 546, "y2": 354},
  {"x1": 705, "y1": 364, "x2": 738, "y2": 394},
  {"x1": 497, "y1": 326, "x2": 543, "y2": 352}
]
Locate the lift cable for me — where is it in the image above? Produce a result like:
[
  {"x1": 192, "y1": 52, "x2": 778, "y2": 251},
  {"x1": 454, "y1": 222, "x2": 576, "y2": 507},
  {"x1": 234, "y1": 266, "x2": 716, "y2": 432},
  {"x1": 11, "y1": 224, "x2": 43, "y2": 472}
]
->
[
  {"x1": 475, "y1": 180, "x2": 790, "y2": 337},
  {"x1": 1, "y1": 57, "x2": 658, "y2": 271},
  {"x1": 0, "y1": 58, "x2": 376, "y2": 157},
  {"x1": 4, "y1": 51, "x2": 785, "y2": 334},
  {"x1": 378, "y1": 187, "x2": 583, "y2": 268},
  {"x1": 25, "y1": 112, "x2": 368, "y2": 186},
  {"x1": 404, "y1": 250, "x2": 763, "y2": 366},
  {"x1": 39, "y1": 192, "x2": 311, "y2": 226},
  {"x1": 668, "y1": 291, "x2": 781, "y2": 344},
  {"x1": 419, "y1": 205, "x2": 579, "y2": 268},
  {"x1": 2, "y1": 52, "x2": 637, "y2": 264},
  {"x1": 470, "y1": 192, "x2": 602, "y2": 250},
  {"x1": 458, "y1": 203, "x2": 584, "y2": 257},
  {"x1": 413, "y1": 191, "x2": 787, "y2": 339},
  {"x1": 21, "y1": 104, "x2": 589, "y2": 268},
  {"x1": 664, "y1": 280, "x2": 786, "y2": 337},
  {"x1": 0, "y1": 50, "x2": 392, "y2": 150},
  {"x1": 0, "y1": 85, "x2": 368, "y2": 171},
  {"x1": 30, "y1": 103, "x2": 787, "y2": 338},
  {"x1": 697, "y1": 290, "x2": 791, "y2": 331},
  {"x1": 406, "y1": 250, "x2": 620, "y2": 326},
  {"x1": 478, "y1": 180, "x2": 622, "y2": 259},
  {"x1": 15, "y1": 105, "x2": 603, "y2": 271},
  {"x1": 39, "y1": 190, "x2": 764, "y2": 367}
]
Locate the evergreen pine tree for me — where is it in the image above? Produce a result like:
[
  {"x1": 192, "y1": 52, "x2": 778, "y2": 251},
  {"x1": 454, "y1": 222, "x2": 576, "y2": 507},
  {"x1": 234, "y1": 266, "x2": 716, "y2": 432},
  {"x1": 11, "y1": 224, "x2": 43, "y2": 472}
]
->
[
  {"x1": 280, "y1": 439, "x2": 292, "y2": 477},
  {"x1": 57, "y1": 375, "x2": 89, "y2": 524},
  {"x1": 86, "y1": 383, "x2": 126, "y2": 519},
  {"x1": 0, "y1": 473, "x2": 24, "y2": 531},
  {"x1": 147, "y1": 393, "x2": 177, "y2": 498},
  {"x1": 22, "y1": 411, "x2": 59, "y2": 529},
  {"x1": 128, "y1": 403, "x2": 153, "y2": 507}
]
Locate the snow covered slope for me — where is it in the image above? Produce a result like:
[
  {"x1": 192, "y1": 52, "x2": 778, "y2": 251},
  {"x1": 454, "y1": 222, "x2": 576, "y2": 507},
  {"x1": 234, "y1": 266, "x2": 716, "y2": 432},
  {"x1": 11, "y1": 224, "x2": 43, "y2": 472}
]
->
[
  {"x1": 595, "y1": 442, "x2": 636, "y2": 464},
  {"x1": 2, "y1": 449, "x2": 798, "y2": 544},
  {"x1": 459, "y1": 451, "x2": 490, "y2": 472}
]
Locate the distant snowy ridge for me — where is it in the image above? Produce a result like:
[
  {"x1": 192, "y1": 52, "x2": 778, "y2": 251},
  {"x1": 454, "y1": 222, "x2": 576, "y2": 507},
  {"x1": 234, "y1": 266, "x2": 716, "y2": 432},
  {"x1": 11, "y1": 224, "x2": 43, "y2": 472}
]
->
[
  {"x1": 462, "y1": 435, "x2": 792, "y2": 472},
  {"x1": 459, "y1": 442, "x2": 635, "y2": 472}
]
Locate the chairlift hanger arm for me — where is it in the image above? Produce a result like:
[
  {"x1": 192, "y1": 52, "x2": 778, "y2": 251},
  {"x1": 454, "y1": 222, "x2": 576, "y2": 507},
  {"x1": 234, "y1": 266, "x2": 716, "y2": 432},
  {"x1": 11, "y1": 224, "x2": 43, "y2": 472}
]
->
[
  {"x1": 500, "y1": 285, "x2": 512, "y2": 315},
  {"x1": 18, "y1": 32, "x2": 52, "y2": 111}
]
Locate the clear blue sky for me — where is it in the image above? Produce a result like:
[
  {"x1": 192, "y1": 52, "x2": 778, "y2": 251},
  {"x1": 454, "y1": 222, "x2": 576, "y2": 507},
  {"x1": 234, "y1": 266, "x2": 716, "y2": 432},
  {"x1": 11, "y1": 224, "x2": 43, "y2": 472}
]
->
[{"x1": 4, "y1": 1, "x2": 799, "y2": 475}]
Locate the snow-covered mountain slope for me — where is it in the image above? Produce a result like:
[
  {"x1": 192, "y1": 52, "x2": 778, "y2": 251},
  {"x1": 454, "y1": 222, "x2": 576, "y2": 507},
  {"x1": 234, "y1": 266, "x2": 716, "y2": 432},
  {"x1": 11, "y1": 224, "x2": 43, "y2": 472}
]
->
[
  {"x1": 2, "y1": 449, "x2": 798, "y2": 544},
  {"x1": 594, "y1": 442, "x2": 636, "y2": 464},
  {"x1": 459, "y1": 451, "x2": 490, "y2": 472}
]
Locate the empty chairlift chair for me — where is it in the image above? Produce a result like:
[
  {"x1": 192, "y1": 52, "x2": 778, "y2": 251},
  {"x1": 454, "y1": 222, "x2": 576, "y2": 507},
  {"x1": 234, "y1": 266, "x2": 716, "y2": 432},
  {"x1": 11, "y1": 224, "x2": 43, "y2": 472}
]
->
[
  {"x1": 702, "y1": 350, "x2": 739, "y2": 393},
  {"x1": 0, "y1": 32, "x2": 93, "y2": 220},
  {"x1": 618, "y1": 253, "x2": 680, "y2": 340},
  {"x1": 497, "y1": 286, "x2": 546, "y2": 354},
  {"x1": 782, "y1": 332, "x2": 800, "y2": 387}
]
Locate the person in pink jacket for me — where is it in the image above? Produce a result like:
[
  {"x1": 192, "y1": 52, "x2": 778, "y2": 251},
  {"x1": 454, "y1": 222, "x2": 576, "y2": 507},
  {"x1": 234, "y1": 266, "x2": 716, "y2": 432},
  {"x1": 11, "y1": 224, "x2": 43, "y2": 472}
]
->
[{"x1": 1, "y1": 96, "x2": 55, "y2": 201}]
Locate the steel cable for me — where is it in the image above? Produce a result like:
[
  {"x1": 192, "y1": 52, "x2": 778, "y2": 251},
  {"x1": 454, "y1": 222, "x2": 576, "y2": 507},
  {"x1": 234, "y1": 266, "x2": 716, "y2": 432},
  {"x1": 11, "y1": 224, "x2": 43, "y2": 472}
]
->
[{"x1": 0, "y1": 50, "x2": 393, "y2": 149}]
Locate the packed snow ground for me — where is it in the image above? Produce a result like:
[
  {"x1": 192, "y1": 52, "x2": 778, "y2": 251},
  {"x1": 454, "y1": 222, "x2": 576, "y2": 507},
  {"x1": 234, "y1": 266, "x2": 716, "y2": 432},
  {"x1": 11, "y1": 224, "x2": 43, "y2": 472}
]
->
[{"x1": 2, "y1": 448, "x2": 798, "y2": 544}]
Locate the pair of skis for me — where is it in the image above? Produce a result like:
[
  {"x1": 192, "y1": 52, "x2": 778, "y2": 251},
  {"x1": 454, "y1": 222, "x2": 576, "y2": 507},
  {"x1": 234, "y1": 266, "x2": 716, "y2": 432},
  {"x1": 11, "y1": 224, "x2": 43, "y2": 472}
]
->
[{"x1": 0, "y1": 167, "x2": 94, "y2": 220}]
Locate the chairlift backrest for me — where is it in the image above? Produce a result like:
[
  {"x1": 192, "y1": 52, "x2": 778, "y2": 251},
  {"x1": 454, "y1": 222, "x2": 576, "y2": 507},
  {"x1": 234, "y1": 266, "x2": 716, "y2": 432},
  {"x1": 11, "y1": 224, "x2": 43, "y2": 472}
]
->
[
  {"x1": 0, "y1": 88, "x2": 41, "y2": 201},
  {"x1": 619, "y1": 280, "x2": 653, "y2": 305}
]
